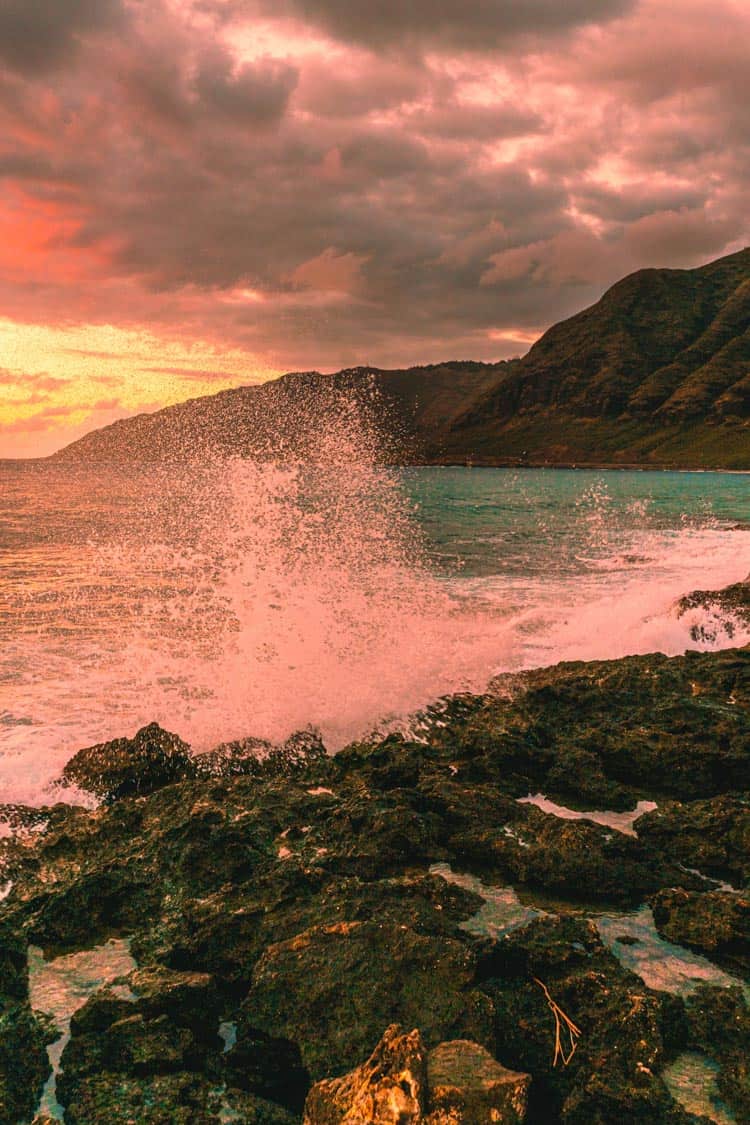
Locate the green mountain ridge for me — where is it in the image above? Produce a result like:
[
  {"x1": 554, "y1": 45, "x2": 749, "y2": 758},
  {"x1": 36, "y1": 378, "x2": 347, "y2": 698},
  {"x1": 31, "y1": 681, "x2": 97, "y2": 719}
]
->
[{"x1": 53, "y1": 247, "x2": 750, "y2": 468}]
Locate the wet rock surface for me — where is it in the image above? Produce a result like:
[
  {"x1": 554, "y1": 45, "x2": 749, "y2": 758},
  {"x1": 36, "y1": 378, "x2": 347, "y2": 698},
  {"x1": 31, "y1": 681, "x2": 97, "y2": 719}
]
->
[
  {"x1": 652, "y1": 889, "x2": 750, "y2": 973},
  {"x1": 0, "y1": 1003, "x2": 53, "y2": 1122},
  {"x1": 58, "y1": 722, "x2": 195, "y2": 802},
  {"x1": 677, "y1": 580, "x2": 750, "y2": 644},
  {"x1": 1, "y1": 643, "x2": 748, "y2": 1123},
  {"x1": 684, "y1": 985, "x2": 750, "y2": 1121},
  {"x1": 636, "y1": 796, "x2": 750, "y2": 889}
]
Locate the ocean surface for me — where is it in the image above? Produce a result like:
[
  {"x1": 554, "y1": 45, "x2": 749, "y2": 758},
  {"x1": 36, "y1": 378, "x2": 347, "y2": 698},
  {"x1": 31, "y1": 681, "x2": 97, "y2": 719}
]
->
[{"x1": 2, "y1": 458, "x2": 749, "y2": 806}]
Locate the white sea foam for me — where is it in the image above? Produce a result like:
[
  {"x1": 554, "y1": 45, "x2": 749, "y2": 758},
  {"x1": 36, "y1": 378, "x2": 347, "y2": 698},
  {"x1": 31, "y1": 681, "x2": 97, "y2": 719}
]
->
[{"x1": 1, "y1": 423, "x2": 748, "y2": 808}]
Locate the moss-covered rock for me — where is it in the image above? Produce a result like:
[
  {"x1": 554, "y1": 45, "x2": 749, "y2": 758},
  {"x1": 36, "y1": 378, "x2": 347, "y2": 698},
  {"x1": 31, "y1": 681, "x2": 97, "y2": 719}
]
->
[
  {"x1": 477, "y1": 916, "x2": 695, "y2": 1124},
  {"x1": 63, "y1": 1072, "x2": 298, "y2": 1124},
  {"x1": 59, "y1": 722, "x2": 195, "y2": 803},
  {"x1": 0, "y1": 1003, "x2": 52, "y2": 1123},
  {"x1": 652, "y1": 889, "x2": 750, "y2": 972},
  {"x1": 245, "y1": 918, "x2": 494, "y2": 1081},
  {"x1": 1, "y1": 642, "x2": 748, "y2": 1124}
]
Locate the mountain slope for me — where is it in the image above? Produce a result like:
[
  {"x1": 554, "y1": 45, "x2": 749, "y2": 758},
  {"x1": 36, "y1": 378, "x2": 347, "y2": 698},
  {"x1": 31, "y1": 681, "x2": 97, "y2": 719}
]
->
[
  {"x1": 53, "y1": 248, "x2": 750, "y2": 468},
  {"x1": 440, "y1": 247, "x2": 750, "y2": 466},
  {"x1": 51, "y1": 361, "x2": 512, "y2": 464}
]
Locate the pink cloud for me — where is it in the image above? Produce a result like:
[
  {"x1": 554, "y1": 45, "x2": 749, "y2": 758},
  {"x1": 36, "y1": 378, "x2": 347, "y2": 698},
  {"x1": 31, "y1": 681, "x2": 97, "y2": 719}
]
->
[{"x1": 0, "y1": 0, "x2": 746, "y2": 456}]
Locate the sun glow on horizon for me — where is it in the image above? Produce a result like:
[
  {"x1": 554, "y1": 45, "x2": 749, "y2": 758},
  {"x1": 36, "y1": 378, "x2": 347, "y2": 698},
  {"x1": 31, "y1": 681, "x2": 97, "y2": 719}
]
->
[{"x1": 0, "y1": 319, "x2": 279, "y2": 458}]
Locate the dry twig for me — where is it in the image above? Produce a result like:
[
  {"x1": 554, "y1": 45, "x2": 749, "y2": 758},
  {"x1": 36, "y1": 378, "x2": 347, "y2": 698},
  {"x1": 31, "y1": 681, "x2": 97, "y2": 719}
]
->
[{"x1": 533, "y1": 977, "x2": 582, "y2": 1067}]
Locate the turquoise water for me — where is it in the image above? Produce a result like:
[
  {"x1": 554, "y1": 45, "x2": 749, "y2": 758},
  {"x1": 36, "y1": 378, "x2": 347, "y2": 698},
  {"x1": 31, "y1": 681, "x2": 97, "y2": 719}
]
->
[
  {"x1": 1, "y1": 462, "x2": 749, "y2": 803},
  {"x1": 405, "y1": 467, "x2": 749, "y2": 578}
]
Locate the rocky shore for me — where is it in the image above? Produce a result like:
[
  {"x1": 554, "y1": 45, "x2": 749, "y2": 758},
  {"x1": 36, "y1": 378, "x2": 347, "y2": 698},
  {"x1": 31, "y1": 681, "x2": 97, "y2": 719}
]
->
[{"x1": 1, "y1": 640, "x2": 748, "y2": 1124}]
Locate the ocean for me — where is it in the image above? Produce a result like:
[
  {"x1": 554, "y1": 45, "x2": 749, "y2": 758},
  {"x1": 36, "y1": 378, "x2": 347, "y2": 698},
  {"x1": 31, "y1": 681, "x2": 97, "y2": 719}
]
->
[{"x1": 2, "y1": 458, "x2": 749, "y2": 806}]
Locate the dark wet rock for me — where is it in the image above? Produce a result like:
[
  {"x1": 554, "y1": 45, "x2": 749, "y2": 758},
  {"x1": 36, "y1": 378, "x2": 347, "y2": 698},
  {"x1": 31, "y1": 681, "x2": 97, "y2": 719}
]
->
[
  {"x1": 63, "y1": 1071, "x2": 298, "y2": 1124},
  {"x1": 684, "y1": 984, "x2": 750, "y2": 1122},
  {"x1": 0, "y1": 1003, "x2": 52, "y2": 1123},
  {"x1": 26, "y1": 866, "x2": 163, "y2": 954},
  {"x1": 415, "y1": 775, "x2": 521, "y2": 839},
  {"x1": 0, "y1": 918, "x2": 30, "y2": 1007},
  {"x1": 652, "y1": 888, "x2": 750, "y2": 971},
  {"x1": 309, "y1": 791, "x2": 444, "y2": 878},
  {"x1": 426, "y1": 1038, "x2": 531, "y2": 1124},
  {"x1": 127, "y1": 965, "x2": 222, "y2": 1025},
  {"x1": 195, "y1": 728, "x2": 327, "y2": 781},
  {"x1": 636, "y1": 794, "x2": 750, "y2": 888},
  {"x1": 62, "y1": 1072, "x2": 206, "y2": 1125},
  {"x1": 0, "y1": 803, "x2": 54, "y2": 835},
  {"x1": 219, "y1": 1089, "x2": 300, "y2": 1125},
  {"x1": 224, "y1": 1025, "x2": 310, "y2": 1114},
  {"x1": 3, "y1": 778, "x2": 283, "y2": 956},
  {"x1": 244, "y1": 918, "x2": 494, "y2": 1081},
  {"x1": 57, "y1": 969, "x2": 224, "y2": 1110},
  {"x1": 1, "y1": 642, "x2": 749, "y2": 1124},
  {"x1": 59, "y1": 722, "x2": 196, "y2": 802},
  {"x1": 303, "y1": 1023, "x2": 426, "y2": 1124},
  {"x1": 331, "y1": 734, "x2": 431, "y2": 792},
  {"x1": 193, "y1": 735, "x2": 274, "y2": 779},
  {"x1": 539, "y1": 746, "x2": 634, "y2": 811},
  {"x1": 477, "y1": 915, "x2": 696, "y2": 1124},
  {"x1": 449, "y1": 803, "x2": 668, "y2": 905},
  {"x1": 144, "y1": 870, "x2": 483, "y2": 995},
  {"x1": 431, "y1": 648, "x2": 750, "y2": 802},
  {"x1": 677, "y1": 579, "x2": 750, "y2": 643}
]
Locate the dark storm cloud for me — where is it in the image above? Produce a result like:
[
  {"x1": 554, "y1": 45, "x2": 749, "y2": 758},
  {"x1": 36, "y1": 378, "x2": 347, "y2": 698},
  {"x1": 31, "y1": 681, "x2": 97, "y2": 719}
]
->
[
  {"x1": 0, "y1": 0, "x2": 748, "y2": 395},
  {"x1": 408, "y1": 102, "x2": 545, "y2": 142},
  {"x1": 253, "y1": 0, "x2": 635, "y2": 50},
  {"x1": 296, "y1": 56, "x2": 432, "y2": 119},
  {"x1": 572, "y1": 183, "x2": 708, "y2": 225},
  {"x1": 194, "y1": 51, "x2": 298, "y2": 123},
  {"x1": 0, "y1": 0, "x2": 124, "y2": 74},
  {"x1": 118, "y1": 40, "x2": 297, "y2": 132}
]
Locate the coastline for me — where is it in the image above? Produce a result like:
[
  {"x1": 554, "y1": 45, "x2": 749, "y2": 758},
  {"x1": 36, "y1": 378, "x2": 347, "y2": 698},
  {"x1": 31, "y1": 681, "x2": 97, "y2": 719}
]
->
[
  {"x1": 3, "y1": 455, "x2": 750, "y2": 473},
  {"x1": 0, "y1": 619, "x2": 748, "y2": 1124}
]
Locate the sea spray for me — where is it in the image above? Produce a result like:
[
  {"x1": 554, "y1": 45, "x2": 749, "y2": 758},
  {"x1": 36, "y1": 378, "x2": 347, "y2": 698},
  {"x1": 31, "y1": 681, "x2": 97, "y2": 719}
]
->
[
  {"x1": 2, "y1": 441, "x2": 749, "y2": 805},
  {"x1": 1, "y1": 385, "x2": 510, "y2": 801},
  {"x1": 96, "y1": 382, "x2": 510, "y2": 753}
]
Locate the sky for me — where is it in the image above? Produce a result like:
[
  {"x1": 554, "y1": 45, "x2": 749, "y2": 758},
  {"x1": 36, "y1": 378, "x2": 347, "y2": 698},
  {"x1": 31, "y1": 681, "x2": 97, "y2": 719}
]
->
[{"x1": 0, "y1": 0, "x2": 748, "y2": 456}]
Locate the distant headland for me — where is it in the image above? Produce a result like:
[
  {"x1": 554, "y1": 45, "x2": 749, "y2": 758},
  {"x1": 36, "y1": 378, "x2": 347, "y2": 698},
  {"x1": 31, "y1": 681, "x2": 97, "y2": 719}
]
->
[{"x1": 52, "y1": 248, "x2": 750, "y2": 470}]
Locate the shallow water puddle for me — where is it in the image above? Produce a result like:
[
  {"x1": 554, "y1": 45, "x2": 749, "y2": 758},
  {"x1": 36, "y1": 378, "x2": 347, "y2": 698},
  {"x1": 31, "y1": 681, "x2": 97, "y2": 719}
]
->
[
  {"x1": 518, "y1": 794, "x2": 657, "y2": 837},
  {"x1": 219, "y1": 1020, "x2": 237, "y2": 1053},
  {"x1": 676, "y1": 863, "x2": 739, "y2": 893},
  {"x1": 430, "y1": 862, "x2": 542, "y2": 938},
  {"x1": 596, "y1": 905, "x2": 750, "y2": 1000},
  {"x1": 28, "y1": 938, "x2": 137, "y2": 1120},
  {"x1": 662, "y1": 1052, "x2": 736, "y2": 1125}
]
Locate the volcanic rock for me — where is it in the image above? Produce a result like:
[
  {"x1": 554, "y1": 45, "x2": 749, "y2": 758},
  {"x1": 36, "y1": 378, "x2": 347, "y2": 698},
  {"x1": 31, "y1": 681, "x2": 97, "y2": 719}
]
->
[
  {"x1": 1, "y1": 642, "x2": 749, "y2": 1124},
  {"x1": 651, "y1": 888, "x2": 750, "y2": 971},
  {"x1": 0, "y1": 1004, "x2": 52, "y2": 1123},
  {"x1": 636, "y1": 794, "x2": 750, "y2": 888},
  {"x1": 59, "y1": 722, "x2": 195, "y2": 802},
  {"x1": 244, "y1": 918, "x2": 494, "y2": 1081},
  {"x1": 194, "y1": 728, "x2": 327, "y2": 781}
]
